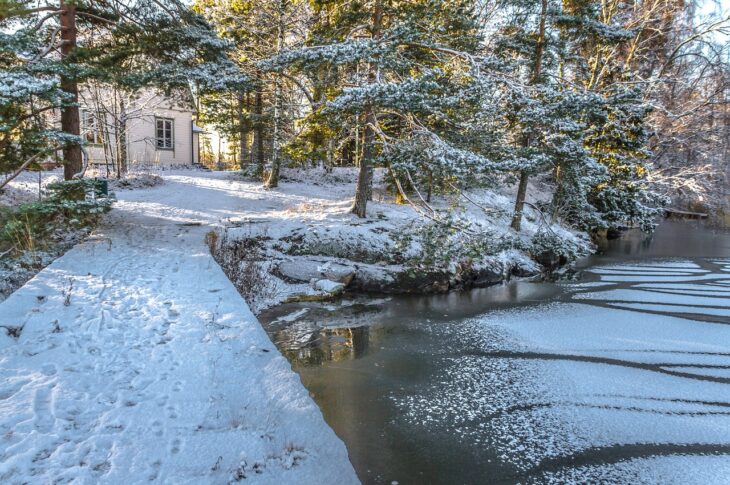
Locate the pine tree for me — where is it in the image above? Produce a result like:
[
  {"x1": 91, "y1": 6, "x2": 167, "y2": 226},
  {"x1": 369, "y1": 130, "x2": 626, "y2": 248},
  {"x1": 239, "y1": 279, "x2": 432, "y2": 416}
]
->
[
  {"x1": 264, "y1": 0, "x2": 485, "y2": 217},
  {"x1": 194, "y1": 0, "x2": 309, "y2": 182},
  {"x1": 502, "y1": 0, "x2": 551, "y2": 232},
  {"x1": 557, "y1": 0, "x2": 661, "y2": 230},
  {"x1": 484, "y1": 0, "x2": 661, "y2": 232},
  {"x1": 1, "y1": 1, "x2": 79, "y2": 181},
  {"x1": 487, "y1": 0, "x2": 598, "y2": 232}
]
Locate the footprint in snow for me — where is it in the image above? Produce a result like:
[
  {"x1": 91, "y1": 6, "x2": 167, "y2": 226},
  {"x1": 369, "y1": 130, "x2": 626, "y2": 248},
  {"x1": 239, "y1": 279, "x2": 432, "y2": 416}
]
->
[
  {"x1": 170, "y1": 438, "x2": 182, "y2": 454},
  {"x1": 166, "y1": 404, "x2": 179, "y2": 419},
  {"x1": 33, "y1": 386, "x2": 56, "y2": 433},
  {"x1": 148, "y1": 460, "x2": 162, "y2": 481},
  {"x1": 151, "y1": 419, "x2": 163, "y2": 437}
]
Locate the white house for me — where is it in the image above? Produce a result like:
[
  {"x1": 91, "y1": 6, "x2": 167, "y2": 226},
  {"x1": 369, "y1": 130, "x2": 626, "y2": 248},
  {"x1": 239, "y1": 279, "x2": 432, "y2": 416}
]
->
[{"x1": 76, "y1": 86, "x2": 203, "y2": 170}]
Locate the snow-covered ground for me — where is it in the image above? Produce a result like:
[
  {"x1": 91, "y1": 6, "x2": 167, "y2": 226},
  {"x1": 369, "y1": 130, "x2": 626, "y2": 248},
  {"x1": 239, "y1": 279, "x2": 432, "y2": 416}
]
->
[
  {"x1": 4, "y1": 169, "x2": 727, "y2": 483},
  {"x1": 0, "y1": 170, "x2": 64, "y2": 208},
  {"x1": 0, "y1": 170, "x2": 358, "y2": 483},
  {"x1": 215, "y1": 167, "x2": 583, "y2": 312}
]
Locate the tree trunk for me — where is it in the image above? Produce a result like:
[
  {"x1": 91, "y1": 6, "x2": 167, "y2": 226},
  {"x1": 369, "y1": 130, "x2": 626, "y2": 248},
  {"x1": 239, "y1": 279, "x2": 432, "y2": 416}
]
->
[
  {"x1": 253, "y1": 89, "x2": 265, "y2": 178},
  {"x1": 118, "y1": 97, "x2": 128, "y2": 177},
  {"x1": 531, "y1": 0, "x2": 548, "y2": 86},
  {"x1": 510, "y1": 0, "x2": 548, "y2": 231},
  {"x1": 325, "y1": 137, "x2": 334, "y2": 172},
  {"x1": 352, "y1": 0, "x2": 383, "y2": 218},
  {"x1": 266, "y1": 0, "x2": 287, "y2": 189},
  {"x1": 510, "y1": 171, "x2": 529, "y2": 231},
  {"x1": 60, "y1": 0, "x2": 82, "y2": 180},
  {"x1": 238, "y1": 92, "x2": 248, "y2": 170},
  {"x1": 353, "y1": 107, "x2": 376, "y2": 217},
  {"x1": 265, "y1": 77, "x2": 280, "y2": 187},
  {"x1": 551, "y1": 164, "x2": 562, "y2": 223},
  {"x1": 100, "y1": 104, "x2": 112, "y2": 177},
  {"x1": 313, "y1": 66, "x2": 330, "y2": 166}
]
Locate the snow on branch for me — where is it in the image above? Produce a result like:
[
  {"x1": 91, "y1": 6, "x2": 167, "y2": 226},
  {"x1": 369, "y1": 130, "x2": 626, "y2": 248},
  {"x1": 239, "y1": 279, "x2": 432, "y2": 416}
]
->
[
  {"x1": 324, "y1": 69, "x2": 457, "y2": 115},
  {"x1": 259, "y1": 38, "x2": 394, "y2": 72},
  {"x1": 383, "y1": 129, "x2": 518, "y2": 177}
]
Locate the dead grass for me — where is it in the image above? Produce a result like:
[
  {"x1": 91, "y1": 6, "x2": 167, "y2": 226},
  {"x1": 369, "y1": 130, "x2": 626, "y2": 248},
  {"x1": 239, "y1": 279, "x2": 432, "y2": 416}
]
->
[{"x1": 210, "y1": 228, "x2": 279, "y2": 310}]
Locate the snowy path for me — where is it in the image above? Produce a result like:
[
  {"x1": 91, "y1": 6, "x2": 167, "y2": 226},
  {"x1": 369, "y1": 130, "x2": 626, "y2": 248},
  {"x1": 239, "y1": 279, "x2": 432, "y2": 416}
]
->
[{"x1": 0, "y1": 172, "x2": 358, "y2": 483}]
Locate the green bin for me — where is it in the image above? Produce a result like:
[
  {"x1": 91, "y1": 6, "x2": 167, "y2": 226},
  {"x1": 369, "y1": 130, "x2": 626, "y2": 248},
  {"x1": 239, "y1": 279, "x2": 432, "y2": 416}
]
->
[{"x1": 92, "y1": 179, "x2": 109, "y2": 197}]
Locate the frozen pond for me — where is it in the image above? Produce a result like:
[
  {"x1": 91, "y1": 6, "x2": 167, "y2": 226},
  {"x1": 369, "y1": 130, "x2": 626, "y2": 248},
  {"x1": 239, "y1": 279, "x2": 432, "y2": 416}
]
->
[{"x1": 259, "y1": 222, "x2": 730, "y2": 484}]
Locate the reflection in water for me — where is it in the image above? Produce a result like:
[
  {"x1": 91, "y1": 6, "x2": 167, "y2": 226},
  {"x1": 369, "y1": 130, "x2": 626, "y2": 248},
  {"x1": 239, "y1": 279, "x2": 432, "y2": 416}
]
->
[
  {"x1": 274, "y1": 323, "x2": 379, "y2": 366},
  {"x1": 259, "y1": 222, "x2": 730, "y2": 485},
  {"x1": 588, "y1": 220, "x2": 730, "y2": 262}
]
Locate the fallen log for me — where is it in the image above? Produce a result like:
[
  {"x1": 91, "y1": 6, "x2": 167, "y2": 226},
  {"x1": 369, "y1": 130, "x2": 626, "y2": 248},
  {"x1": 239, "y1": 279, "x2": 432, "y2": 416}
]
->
[{"x1": 664, "y1": 207, "x2": 708, "y2": 219}]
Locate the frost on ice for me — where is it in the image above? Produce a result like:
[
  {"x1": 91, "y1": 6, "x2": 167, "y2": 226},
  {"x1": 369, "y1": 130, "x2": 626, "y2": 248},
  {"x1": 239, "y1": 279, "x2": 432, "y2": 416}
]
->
[{"x1": 391, "y1": 259, "x2": 730, "y2": 483}]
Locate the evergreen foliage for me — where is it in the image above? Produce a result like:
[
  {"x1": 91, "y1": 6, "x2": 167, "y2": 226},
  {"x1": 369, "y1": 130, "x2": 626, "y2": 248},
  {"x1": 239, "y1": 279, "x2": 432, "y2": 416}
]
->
[
  {"x1": 265, "y1": 0, "x2": 484, "y2": 216},
  {"x1": 556, "y1": 0, "x2": 662, "y2": 230}
]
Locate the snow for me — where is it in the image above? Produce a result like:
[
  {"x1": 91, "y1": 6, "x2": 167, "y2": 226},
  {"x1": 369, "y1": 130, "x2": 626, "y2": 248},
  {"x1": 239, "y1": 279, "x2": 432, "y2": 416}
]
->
[
  {"x1": 537, "y1": 455, "x2": 730, "y2": 485},
  {"x1": 0, "y1": 170, "x2": 358, "y2": 483},
  {"x1": 594, "y1": 273, "x2": 728, "y2": 283},
  {"x1": 272, "y1": 309, "x2": 310, "y2": 324},
  {"x1": 312, "y1": 279, "x2": 345, "y2": 294},
  {"x1": 574, "y1": 288, "x2": 728, "y2": 307},
  {"x1": 107, "y1": 173, "x2": 164, "y2": 190},
  {"x1": 0, "y1": 170, "x2": 63, "y2": 208},
  {"x1": 607, "y1": 302, "x2": 730, "y2": 318}
]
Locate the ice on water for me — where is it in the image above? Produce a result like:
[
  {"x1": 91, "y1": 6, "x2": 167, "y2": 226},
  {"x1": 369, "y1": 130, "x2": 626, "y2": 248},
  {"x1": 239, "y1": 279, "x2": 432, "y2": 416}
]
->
[{"x1": 392, "y1": 259, "x2": 730, "y2": 482}]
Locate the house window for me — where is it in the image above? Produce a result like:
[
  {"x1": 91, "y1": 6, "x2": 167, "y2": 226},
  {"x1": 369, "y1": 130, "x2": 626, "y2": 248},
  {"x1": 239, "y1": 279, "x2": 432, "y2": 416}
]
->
[
  {"x1": 81, "y1": 110, "x2": 103, "y2": 145},
  {"x1": 156, "y1": 118, "x2": 174, "y2": 150}
]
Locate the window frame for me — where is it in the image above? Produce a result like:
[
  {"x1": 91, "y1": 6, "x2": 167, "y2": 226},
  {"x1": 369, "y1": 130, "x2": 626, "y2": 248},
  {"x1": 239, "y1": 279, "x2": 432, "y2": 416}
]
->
[
  {"x1": 81, "y1": 109, "x2": 104, "y2": 146},
  {"x1": 155, "y1": 117, "x2": 175, "y2": 151}
]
